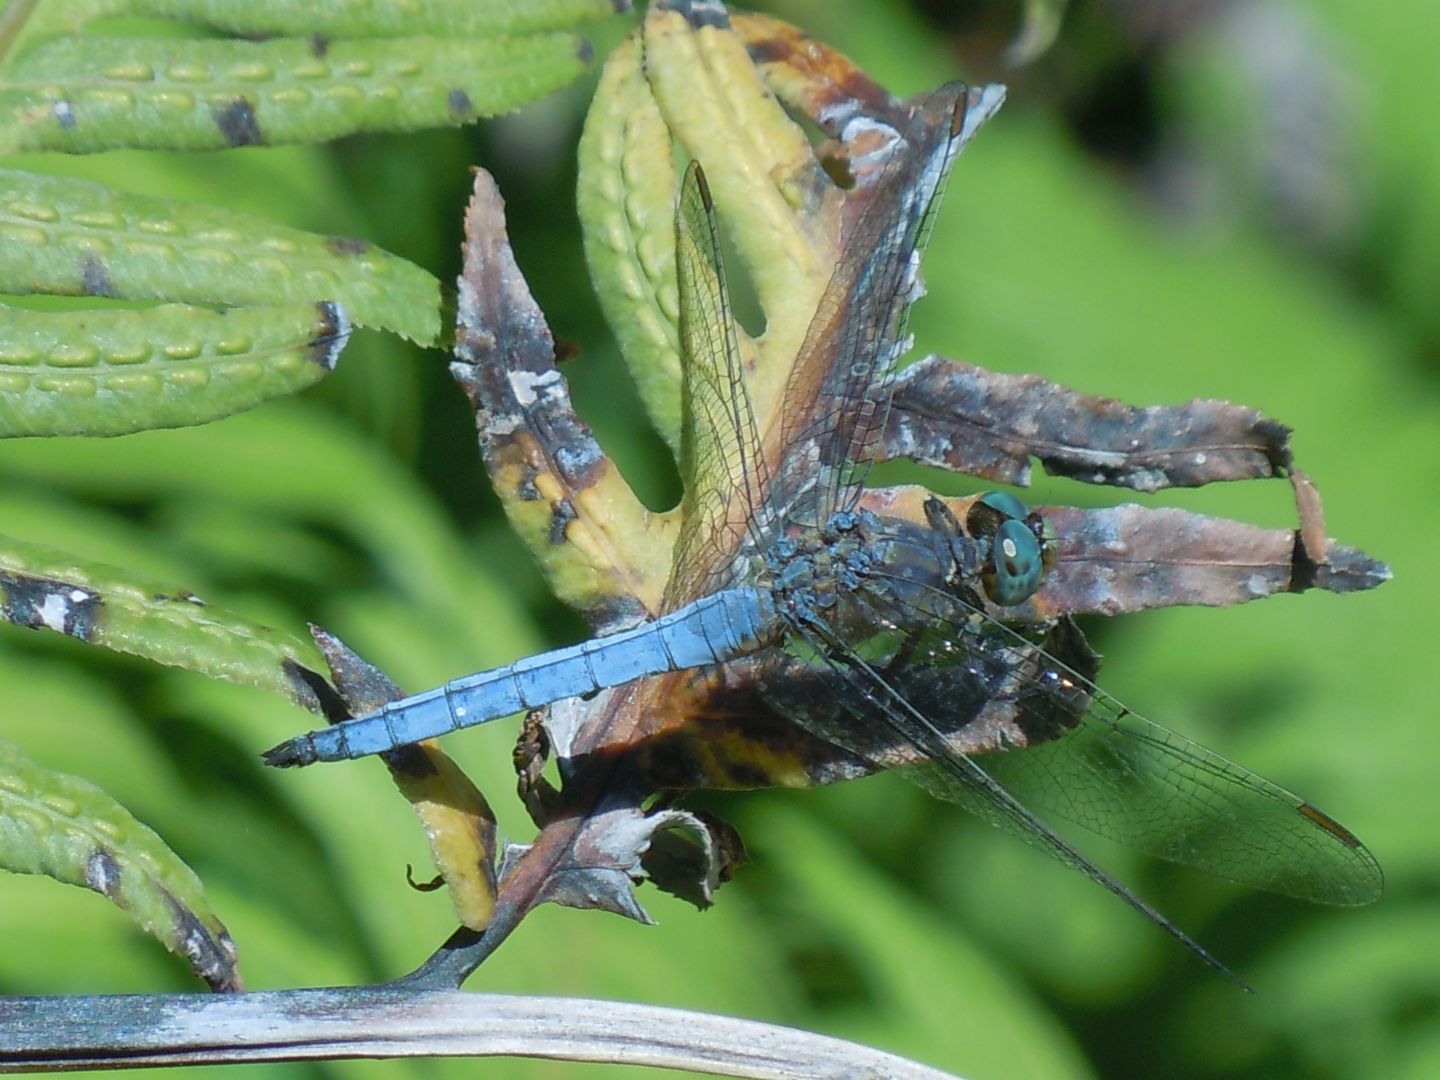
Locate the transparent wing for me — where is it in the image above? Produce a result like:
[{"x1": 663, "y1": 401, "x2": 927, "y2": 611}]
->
[
  {"x1": 953, "y1": 658, "x2": 1385, "y2": 907},
  {"x1": 767, "y1": 83, "x2": 1004, "y2": 526},
  {"x1": 665, "y1": 162, "x2": 774, "y2": 611},
  {"x1": 784, "y1": 572, "x2": 1383, "y2": 908},
  {"x1": 779, "y1": 609, "x2": 1243, "y2": 983}
]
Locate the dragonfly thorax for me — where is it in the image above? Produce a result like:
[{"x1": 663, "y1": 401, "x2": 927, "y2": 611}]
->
[
  {"x1": 765, "y1": 496, "x2": 1049, "y2": 638},
  {"x1": 766, "y1": 511, "x2": 879, "y2": 619},
  {"x1": 764, "y1": 510, "x2": 966, "y2": 636}
]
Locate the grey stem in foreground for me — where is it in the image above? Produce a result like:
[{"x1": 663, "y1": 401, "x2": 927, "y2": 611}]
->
[{"x1": 0, "y1": 987, "x2": 966, "y2": 1079}]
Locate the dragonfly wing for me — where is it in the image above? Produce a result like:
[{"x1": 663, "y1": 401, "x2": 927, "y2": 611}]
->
[
  {"x1": 665, "y1": 162, "x2": 773, "y2": 610},
  {"x1": 964, "y1": 673, "x2": 1385, "y2": 907},
  {"x1": 816, "y1": 577, "x2": 1383, "y2": 907},
  {"x1": 781, "y1": 609, "x2": 1244, "y2": 984},
  {"x1": 767, "y1": 82, "x2": 1004, "y2": 525}
]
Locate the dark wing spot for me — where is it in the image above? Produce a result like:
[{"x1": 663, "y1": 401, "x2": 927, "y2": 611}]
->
[
  {"x1": 447, "y1": 89, "x2": 474, "y2": 117},
  {"x1": 212, "y1": 98, "x2": 262, "y2": 147},
  {"x1": 80, "y1": 254, "x2": 116, "y2": 298},
  {"x1": 1297, "y1": 803, "x2": 1364, "y2": 848}
]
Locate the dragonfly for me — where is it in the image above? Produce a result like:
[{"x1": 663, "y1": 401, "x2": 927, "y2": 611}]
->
[{"x1": 265, "y1": 81, "x2": 1382, "y2": 980}]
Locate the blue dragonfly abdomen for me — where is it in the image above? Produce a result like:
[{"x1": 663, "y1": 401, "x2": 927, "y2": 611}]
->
[{"x1": 264, "y1": 587, "x2": 778, "y2": 766}]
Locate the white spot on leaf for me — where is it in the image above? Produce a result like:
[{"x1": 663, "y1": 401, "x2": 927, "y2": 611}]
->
[
  {"x1": 36, "y1": 593, "x2": 69, "y2": 632},
  {"x1": 508, "y1": 369, "x2": 560, "y2": 407}
]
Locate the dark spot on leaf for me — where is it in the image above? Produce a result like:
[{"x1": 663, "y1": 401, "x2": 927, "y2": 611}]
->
[
  {"x1": 447, "y1": 89, "x2": 473, "y2": 117},
  {"x1": 307, "y1": 301, "x2": 350, "y2": 371},
  {"x1": 153, "y1": 589, "x2": 207, "y2": 605},
  {"x1": 0, "y1": 571, "x2": 102, "y2": 640},
  {"x1": 745, "y1": 37, "x2": 790, "y2": 65},
  {"x1": 80, "y1": 254, "x2": 115, "y2": 298},
  {"x1": 162, "y1": 888, "x2": 241, "y2": 992},
  {"x1": 682, "y1": 0, "x2": 731, "y2": 29},
  {"x1": 310, "y1": 34, "x2": 329, "y2": 58},
  {"x1": 280, "y1": 657, "x2": 334, "y2": 717},
  {"x1": 324, "y1": 235, "x2": 371, "y2": 257},
  {"x1": 84, "y1": 848, "x2": 122, "y2": 899},
  {"x1": 1255, "y1": 417, "x2": 1295, "y2": 472},
  {"x1": 582, "y1": 593, "x2": 649, "y2": 635},
  {"x1": 549, "y1": 499, "x2": 578, "y2": 545},
  {"x1": 212, "y1": 98, "x2": 262, "y2": 147},
  {"x1": 818, "y1": 148, "x2": 857, "y2": 191},
  {"x1": 576, "y1": 38, "x2": 594, "y2": 64}
]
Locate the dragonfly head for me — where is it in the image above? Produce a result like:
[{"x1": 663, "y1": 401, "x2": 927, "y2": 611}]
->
[{"x1": 969, "y1": 492, "x2": 1050, "y2": 607}]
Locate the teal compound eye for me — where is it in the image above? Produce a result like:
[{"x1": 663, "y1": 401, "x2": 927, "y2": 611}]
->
[
  {"x1": 976, "y1": 490, "x2": 1029, "y2": 523},
  {"x1": 984, "y1": 517, "x2": 1044, "y2": 606}
]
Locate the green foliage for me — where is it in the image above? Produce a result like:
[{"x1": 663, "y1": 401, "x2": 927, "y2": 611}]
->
[
  {"x1": 0, "y1": 2, "x2": 1433, "y2": 1079},
  {"x1": 43, "y1": 0, "x2": 625, "y2": 39},
  {"x1": 0, "y1": 165, "x2": 441, "y2": 338},
  {"x1": 0, "y1": 735, "x2": 236, "y2": 987},
  {"x1": 576, "y1": 31, "x2": 682, "y2": 449},
  {"x1": 0, "y1": 300, "x2": 348, "y2": 435},
  {"x1": 1, "y1": 33, "x2": 592, "y2": 153},
  {"x1": 0, "y1": 0, "x2": 613, "y2": 1007},
  {"x1": 0, "y1": 528, "x2": 325, "y2": 700}
]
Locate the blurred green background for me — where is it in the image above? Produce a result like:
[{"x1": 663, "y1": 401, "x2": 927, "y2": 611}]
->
[{"x1": 1, "y1": 1, "x2": 1435, "y2": 1077}]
